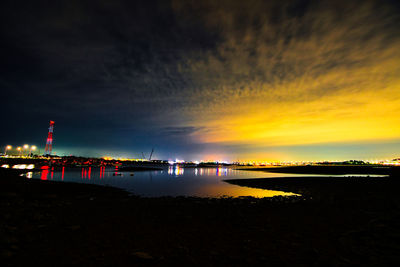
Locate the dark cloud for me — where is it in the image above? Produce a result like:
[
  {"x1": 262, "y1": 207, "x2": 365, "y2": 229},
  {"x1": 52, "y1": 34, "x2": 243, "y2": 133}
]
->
[{"x1": 162, "y1": 126, "x2": 203, "y2": 137}]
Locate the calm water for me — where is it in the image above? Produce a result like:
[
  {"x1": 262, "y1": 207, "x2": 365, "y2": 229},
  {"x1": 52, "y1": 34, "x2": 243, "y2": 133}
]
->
[{"x1": 26, "y1": 166, "x2": 305, "y2": 198}]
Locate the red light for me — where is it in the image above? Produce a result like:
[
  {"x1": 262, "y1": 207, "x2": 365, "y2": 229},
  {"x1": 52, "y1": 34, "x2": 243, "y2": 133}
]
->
[{"x1": 41, "y1": 168, "x2": 49, "y2": 180}]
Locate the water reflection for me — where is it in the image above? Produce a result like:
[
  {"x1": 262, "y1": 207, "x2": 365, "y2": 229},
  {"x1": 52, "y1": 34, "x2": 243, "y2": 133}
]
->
[
  {"x1": 40, "y1": 166, "x2": 56, "y2": 180},
  {"x1": 216, "y1": 168, "x2": 228, "y2": 176},
  {"x1": 99, "y1": 166, "x2": 105, "y2": 178},
  {"x1": 168, "y1": 165, "x2": 184, "y2": 176},
  {"x1": 29, "y1": 166, "x2": 301, "y2": 198},
  {"x1": 5, "y1": 164, "x2": 35, "y2": 169}
]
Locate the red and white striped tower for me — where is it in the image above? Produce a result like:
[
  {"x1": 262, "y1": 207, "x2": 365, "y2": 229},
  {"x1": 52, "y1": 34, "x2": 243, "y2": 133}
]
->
[{"x1": 44, "y1": 120, "x2": 55, "y2": 155}]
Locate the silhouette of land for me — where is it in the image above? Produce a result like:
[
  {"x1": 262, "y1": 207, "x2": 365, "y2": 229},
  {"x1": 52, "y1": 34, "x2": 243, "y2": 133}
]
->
[
  {"x1": 1, "y1": 167, "x2": 400, "y2": 266},
  {"x1": 237, "y1": 164, "x2": 399, "y2": 175}
]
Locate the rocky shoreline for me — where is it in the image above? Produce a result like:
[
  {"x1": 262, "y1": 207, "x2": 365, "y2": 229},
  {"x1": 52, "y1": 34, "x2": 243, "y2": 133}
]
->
[{"x1": 2, "y1": 169, "x2": 400, "y2": 266}]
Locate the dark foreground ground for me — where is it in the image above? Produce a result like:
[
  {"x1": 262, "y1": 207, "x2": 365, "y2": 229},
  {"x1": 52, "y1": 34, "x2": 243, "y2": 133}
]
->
[{"x1": 1, "y1": 169, "x2": 400, "y2": 266}]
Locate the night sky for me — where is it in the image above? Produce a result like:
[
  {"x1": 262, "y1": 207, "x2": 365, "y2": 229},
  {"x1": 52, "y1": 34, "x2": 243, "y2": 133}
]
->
[{"x1": 1, "y1": 0, "x2": 400, "y2": 161}]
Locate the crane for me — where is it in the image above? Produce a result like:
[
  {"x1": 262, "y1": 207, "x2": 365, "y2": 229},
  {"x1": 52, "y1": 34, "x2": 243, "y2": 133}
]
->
[{"x1": 149, "y1": 148, "x2": 154, "y2": 161}]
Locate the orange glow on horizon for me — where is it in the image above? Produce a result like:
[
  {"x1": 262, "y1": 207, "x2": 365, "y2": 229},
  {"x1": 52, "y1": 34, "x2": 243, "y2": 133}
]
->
[{"x1": 167, "y1": 2, "x2": 400, "y2": 161}]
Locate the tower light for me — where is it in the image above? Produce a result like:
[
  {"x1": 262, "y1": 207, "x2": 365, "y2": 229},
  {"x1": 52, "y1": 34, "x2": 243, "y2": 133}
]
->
[{"x1": 45, "y1": 121, "x2": 55, "y2": 156}]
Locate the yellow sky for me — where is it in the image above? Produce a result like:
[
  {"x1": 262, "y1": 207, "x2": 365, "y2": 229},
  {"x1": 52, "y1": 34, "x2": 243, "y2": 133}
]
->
[{"x1": 172, "y1": 0, "x2": 400, "y2": 156}]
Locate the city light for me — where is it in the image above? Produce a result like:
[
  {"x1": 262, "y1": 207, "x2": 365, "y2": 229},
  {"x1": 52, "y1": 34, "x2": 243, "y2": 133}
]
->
[
  {"x1": 4, "y1": 145, "x2": 12, "y2": 156},
  {"x1": 22, "y1": 144, "x2": 30, "y2": 157},
  {"x1": 1, "y1": 144, "x2": 39, "y2": 157},
  {"x1": 29, "y1": 145, "x2": 37, "y2": 157}
]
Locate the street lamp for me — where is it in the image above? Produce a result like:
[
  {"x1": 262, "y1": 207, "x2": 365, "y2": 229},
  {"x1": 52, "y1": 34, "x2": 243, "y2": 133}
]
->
[
  {"x1": 23, "y1": 144, "x2": 29, "y2": 157},
  {"x1": 30, "y1": 145, "x2": 37, "y2": 157},
  {"x1": 4, "y1": 145, "x2": 12, "y2": 156},
  {"x1": 17, "y1": 147, "x2": 22, "y2": 157}
]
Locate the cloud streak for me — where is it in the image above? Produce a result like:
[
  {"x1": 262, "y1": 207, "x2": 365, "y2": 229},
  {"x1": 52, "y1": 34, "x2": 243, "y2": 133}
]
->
[
  {"x1": 1, "y1": 0, "x2": 399, "y2": 160},
  {"x1": 168, "y1": 0, "x2": 400, "y2": 152}
]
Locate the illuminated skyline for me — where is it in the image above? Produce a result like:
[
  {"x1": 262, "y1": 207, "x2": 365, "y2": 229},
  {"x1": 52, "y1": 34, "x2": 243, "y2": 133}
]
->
[{"x1": 1, "y1": 0, "x2": 399, "y2": 161}]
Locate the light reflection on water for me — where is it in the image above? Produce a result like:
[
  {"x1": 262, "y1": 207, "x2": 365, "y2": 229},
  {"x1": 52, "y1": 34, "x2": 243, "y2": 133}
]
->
[
  {"x1": 24, "y1": 166, "x2": 389, "y2": 198},
  {"x1": 29, "y1": 166, "x2": 301, "y2": 198}
]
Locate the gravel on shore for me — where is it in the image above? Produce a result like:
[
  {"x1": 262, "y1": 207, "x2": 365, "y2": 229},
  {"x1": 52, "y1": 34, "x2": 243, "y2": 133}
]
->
[{"x1": 1, "y1": 169, "x2": 400, "y2": 266}]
